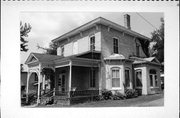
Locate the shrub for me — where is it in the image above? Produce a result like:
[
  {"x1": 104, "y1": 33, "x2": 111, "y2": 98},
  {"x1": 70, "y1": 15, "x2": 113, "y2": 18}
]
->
[
  {"x1": 125, "y1": 89, "x2": 138, "y2": 99},
  {"x1": 101, "y1": 90, "x2": 112, "y2": 100},
  {"x1": 111, "y1": 92, "x2": 126, "y2": 100}
]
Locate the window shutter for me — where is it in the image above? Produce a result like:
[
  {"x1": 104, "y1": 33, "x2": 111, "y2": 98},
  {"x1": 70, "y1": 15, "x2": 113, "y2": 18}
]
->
[
  {"x1": 95, "y1": 32, "x2": 101, "y2": 51},
  {"x1": 57, "y1": 46, "x2": 62, "y2": 56}
]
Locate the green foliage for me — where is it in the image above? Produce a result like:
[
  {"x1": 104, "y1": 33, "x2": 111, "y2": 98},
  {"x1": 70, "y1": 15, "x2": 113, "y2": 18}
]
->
[
  {"x1": 20, "y1": 22, "x2": 32, "y2": 52},
  {"x1": 150, "y1": 18, "x2": 164, "y2": 63}
]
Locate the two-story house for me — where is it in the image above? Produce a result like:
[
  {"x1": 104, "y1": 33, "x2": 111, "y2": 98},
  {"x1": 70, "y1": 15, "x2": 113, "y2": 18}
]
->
[{"x1": 25, "y1": 14, "x2": 161, "y2": 105}]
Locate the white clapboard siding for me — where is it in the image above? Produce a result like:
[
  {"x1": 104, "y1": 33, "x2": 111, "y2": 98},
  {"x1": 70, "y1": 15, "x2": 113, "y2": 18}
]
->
[
  {"x1": 78, "y1": 36, "x2": 89, "y2": 54},
  {"x1": 95, "y1": 32, "x2": 101, "y2": 51},
  {"x1": 57, "y1": 46, "x2": 62, "y2": 56},
  {"x1": 64, "y1": 42, "x2": 73, "y2": 57},
  {"x1": 73, "y1": 41, "x2": 78, "y2": 55}
]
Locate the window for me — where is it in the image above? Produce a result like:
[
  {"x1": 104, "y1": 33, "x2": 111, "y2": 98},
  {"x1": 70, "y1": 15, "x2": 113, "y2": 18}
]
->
[
  {"x1": 136, "y1": 44, "x2": 140, "y2": 57},
  {"x1": 113, "y1": 38, "x2": 118, "y2": 54},
  {"x1": 90, "y1": 69, "x2": 96, "y2": 88},
  {"x1": 149, "y1": 69, "x2": 158, "y2": 87},
  {"x1": 135, "y1": 70, "x2": 142, "y2": 87},
  {"x1": 61, "y1": 46, "x2": 64, "y2": 56},
  {"x1": 112, "y1": 67, "x2": 120, "y2": 88},
  {"x1": 90, "y1": 35, "x2": 95, "y2": 51},
  {"x1": 125, "y1": 69, "x2": 130, "y2": 87},
  {"x1": 150, "y1": 75, "x2": 153, "y2": 87}
]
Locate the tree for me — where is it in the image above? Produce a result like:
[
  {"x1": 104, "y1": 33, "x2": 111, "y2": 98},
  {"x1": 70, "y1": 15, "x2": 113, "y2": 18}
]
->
[
  {"x1": 21, "y1": 64, "x2": 24, "y2": 72},
  {"x1": 150, "y1": 18, "x2": 164, "y2": 63},
  {"x1": 20, "y1": 22, "x2": 32, "y2": 52},
  {"x1": 37, "y1": 42, "x2": 57, "y2": 55}
]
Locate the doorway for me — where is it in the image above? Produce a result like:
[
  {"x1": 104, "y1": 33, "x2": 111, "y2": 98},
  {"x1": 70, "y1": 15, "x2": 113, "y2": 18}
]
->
[{"x1": 58, "y1": 73, "x2": 66, "y2": 93}]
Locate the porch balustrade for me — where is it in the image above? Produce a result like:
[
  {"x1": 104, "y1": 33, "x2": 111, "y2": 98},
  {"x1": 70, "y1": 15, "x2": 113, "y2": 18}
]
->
[{"x1": 39, "y1": 89, "x2": 99, "y2": 105}]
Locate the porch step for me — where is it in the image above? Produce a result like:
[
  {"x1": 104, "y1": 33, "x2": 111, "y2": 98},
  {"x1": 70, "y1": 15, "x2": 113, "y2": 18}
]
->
[{"x1": 54, "y1": 96, "x2": 70, "y2": 106}]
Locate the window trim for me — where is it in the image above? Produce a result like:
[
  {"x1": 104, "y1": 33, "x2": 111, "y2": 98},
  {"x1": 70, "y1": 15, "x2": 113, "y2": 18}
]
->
[
  {"x1": 111, "y1": 67, "x2": 121, "y2": 89},
  {"x1": 113, "y1": 37, "x2": 119, "y2": 54}
]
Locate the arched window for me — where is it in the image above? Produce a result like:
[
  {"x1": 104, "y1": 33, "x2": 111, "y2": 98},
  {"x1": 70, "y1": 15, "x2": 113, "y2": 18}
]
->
[
  {"x1": 149, "y1": 69, "x2": 157, "y2": 87},
  {"x1": 111, "y1": 67, "x2": 120, "y2": 88},
  {"x1": 135, "y1": 69, "x2": 142, "y2": 87}
]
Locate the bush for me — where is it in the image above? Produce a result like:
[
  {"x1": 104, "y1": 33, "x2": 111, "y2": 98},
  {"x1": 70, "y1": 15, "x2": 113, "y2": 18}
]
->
[
  {"x1": 125, "y1": 89, "x2": 138, "y2": 99},
  {"x1": 101, "y1": 90, "x2": 112, "y2": 100},
  {"x1": 111, "y1": 92, "x2": 126, "y2": 100}
]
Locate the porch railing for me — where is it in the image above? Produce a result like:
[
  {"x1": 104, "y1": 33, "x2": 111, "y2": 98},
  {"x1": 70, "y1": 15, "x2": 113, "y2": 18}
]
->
[
  {"x1": 70, "y1": 90, "x2": 99, "y2": 97},
  {"x1": 40, "y1": 89, "x2": 55, "y2": 105},
  {"x1": 39, "y1": 89, "x2": 99, "y2": 104}
]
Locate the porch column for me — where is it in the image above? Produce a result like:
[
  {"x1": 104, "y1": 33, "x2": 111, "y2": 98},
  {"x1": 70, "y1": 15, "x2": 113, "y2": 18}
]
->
[
  {"x1": 98, "y1": 64, "x2": 102, "y2": 95},
  {"x1": 26, "y1": 71, "x2": 31, "y2": 103},
  {"x1": 42, "y1": 74, "x2": 45, "y2": 90},
  {"x1": 68, "y1": 61, "x2": 72, "y2": 97},
  {"x1": 37, "y1": 65, "x2": 42, "y2": 104}
]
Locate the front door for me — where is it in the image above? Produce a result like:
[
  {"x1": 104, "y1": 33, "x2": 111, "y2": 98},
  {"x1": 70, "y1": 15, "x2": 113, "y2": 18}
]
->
[{"x1": 58, "y1": 74, "x2": 66, "y2": 93}]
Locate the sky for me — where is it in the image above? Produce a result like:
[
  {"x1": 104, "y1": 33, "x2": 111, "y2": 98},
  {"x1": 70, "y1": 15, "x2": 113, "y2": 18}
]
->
[{"x1": 20, "y1": 12, "x2": 163, "y2": 71}]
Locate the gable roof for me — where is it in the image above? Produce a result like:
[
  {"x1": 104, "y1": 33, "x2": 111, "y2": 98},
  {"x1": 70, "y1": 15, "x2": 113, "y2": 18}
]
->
[
  {"x1": 131, "y1": 56, "x2": 161, "y2": 65},
  {"x1": 52, "y1": 17, "x2": 151, "y2": 43},
  {"x1": 25, "y1": 53, "x2": 62, "y2": 64}
]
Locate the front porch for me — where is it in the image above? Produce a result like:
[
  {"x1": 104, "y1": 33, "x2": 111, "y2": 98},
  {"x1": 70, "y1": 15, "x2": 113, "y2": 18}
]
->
[{"x1": 24, "y1": 53, "x2": 101, "y2": 106}]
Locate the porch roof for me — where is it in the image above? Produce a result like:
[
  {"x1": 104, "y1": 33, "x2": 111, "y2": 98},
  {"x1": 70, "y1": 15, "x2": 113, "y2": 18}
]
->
[
  {"x1": 25, "y1": 53, "x2": 100, "y2": 67},
  {"x1": 131, "y1": 57, "x2": 161, "y2": 66}
]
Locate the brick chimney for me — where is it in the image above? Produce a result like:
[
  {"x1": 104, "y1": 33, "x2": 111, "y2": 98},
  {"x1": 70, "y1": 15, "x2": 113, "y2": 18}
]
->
[{"x1": 124, "y1": 14, "x2": 131, "y2": 30}]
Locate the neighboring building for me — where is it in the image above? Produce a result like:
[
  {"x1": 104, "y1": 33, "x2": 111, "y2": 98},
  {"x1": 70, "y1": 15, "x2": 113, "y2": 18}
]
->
[{"x1": 25, "y1": 14, "x2": 161, "y2": 105}]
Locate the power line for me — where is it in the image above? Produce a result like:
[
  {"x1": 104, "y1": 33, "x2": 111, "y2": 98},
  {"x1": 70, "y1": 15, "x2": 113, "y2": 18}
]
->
[{"x1": 136, "y1": 12, "x2": 158, "y2": 30}]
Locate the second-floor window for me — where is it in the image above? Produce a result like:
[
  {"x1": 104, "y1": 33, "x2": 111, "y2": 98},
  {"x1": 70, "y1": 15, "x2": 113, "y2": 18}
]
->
[
  {"x1": 61, "y1": 46, "x2": 64, "y2": 56},
  {"x1": 90, "y1": 35, "x2": 95, "y2": 51},
  {"x1": 113, "y1": 38, "x2": 119, "y2": 54},
  {"x1": 136, "y1": 42, "x2": 140, "y2": 57}
]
